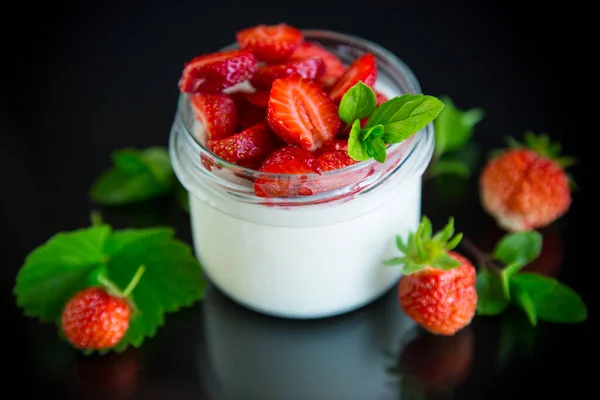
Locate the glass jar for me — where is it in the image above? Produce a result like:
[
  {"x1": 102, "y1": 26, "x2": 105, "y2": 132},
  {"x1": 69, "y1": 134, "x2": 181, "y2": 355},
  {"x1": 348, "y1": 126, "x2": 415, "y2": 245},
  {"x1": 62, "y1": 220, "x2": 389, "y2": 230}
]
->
[{"x1": 169, "y1": 30, "x2": 435, "y2": 319}]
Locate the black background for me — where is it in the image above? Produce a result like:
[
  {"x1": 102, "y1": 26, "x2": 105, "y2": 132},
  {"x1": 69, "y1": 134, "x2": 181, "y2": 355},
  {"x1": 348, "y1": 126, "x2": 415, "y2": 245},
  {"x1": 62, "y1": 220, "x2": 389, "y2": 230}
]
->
[{"x1": 2, "y1": 0, "x2": 594, "y2": 398}]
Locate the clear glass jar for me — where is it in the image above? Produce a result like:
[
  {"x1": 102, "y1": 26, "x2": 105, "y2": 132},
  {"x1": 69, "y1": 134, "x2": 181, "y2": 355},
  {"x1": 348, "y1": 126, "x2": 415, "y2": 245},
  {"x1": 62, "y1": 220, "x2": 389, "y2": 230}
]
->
[{"x1": 169, "y1": 30, "x2": 435, "y2": 319}]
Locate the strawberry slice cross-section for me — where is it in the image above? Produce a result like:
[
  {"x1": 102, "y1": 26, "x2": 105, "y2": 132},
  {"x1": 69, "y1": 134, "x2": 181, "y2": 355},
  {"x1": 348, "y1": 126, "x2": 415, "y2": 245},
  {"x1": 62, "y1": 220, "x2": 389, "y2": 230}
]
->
[
  {"x1": 178, "y1": 49, "x2": 258, "y2": 93},
  {"x1": 328, "y1": 53, "x2": 377, "y2": 103},
  {"x1": 267, "y1": 75, "x2": 341, "y2": 152},
  {"x1": 190, "y1": 93, "x2": 239, "y2": 141},
  {"x1": 251, "y1": 58, "x2": 325, "y2": 90},
  {"x1": 289, "y1": 41, "x2": 347, "y2": 88},
  {"x1": 236, "y1": 23, "x2": 304, "y2": 63}
]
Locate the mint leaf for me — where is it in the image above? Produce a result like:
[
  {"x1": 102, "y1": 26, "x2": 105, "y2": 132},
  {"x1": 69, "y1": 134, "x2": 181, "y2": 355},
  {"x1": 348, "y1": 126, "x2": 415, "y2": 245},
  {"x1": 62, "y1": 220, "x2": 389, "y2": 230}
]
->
[
  {"x1": 493, "y1": 231, "x2": 542, "y2": 276},
  {"x1": 14, "y1": 223, "x2": 206, "y2": 352},
  {"x1": 365, "y1": 94, "x2": 445, "y2": 143},
  {"x1": 338, "y1": 81, "x2": 377, "y2": 124},
  {"x1": 347, "y1": 119, "x2": 370, "y2": 161},
  {"x1": 433, "y1": 96, "x2": 484, "y2": 156},
  {"x1": 510, "y1": 285, "x2": 538, "y2": 326},
  {"x1": 14, "y1": 225, "x2": 111, "y2": 322},
  {"x1": 476, "y1": 268, "x2": 510, "y2": 315},
  {"x1": 510, "y1": 273, "x2": 587, "y2": 324},
  {"x1": 90, "y1": 147, "x2": 175, "y2": 205}
]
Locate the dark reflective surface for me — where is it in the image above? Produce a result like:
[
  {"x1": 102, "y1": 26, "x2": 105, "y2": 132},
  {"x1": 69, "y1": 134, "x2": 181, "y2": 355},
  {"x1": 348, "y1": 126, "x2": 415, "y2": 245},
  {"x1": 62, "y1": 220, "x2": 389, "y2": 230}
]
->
[{"x1": 3, "y1": 0, "x2": 592, "y2": 398}]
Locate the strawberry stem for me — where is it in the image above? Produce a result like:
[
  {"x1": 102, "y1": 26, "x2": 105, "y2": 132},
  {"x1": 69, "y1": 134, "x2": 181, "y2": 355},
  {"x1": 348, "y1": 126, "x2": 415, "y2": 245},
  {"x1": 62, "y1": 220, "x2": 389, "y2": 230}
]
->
[
  {"x1": 123, "y1": 265, "x2": 146, "y2": 297},
  {"x1": 460, "y1": 236, "x2": 503, "y2": 274}
]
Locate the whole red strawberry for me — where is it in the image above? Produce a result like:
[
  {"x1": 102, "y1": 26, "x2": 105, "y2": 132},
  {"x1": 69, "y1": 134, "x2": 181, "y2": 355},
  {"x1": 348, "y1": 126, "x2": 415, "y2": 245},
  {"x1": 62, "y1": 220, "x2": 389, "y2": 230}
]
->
[
  {"x1": 61, "y1": 287, "x2": 131, "y2": 350},
  {"x1": 385, "y1": 217, "x2": 477, "y2": 335},
  {"x1": 479, "y1": 131, "x2": 575, "y2": 232}
]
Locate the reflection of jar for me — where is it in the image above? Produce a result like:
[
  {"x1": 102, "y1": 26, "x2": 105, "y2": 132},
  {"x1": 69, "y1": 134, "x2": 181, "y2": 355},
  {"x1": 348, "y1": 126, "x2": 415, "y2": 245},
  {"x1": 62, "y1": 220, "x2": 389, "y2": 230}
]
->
[
  {"x1": 169, "y1": 30, "x2": 435, "y2": 319},
  {"x1": 198, "y1": 284, "x2": 417, "y2": 400}
]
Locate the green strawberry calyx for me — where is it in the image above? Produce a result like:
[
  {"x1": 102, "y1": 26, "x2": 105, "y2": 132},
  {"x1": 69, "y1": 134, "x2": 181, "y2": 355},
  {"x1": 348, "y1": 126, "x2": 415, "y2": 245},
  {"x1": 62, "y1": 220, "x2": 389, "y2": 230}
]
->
[
  {"x1": 501, "y1": 130, "x2": 577, "y2": 169},
  {"x1": 383, "y1": 216, "x2": 463, "y2": 274},
  {"x1": 94, "y1": 264, "x2": 146, "y2": 314}
]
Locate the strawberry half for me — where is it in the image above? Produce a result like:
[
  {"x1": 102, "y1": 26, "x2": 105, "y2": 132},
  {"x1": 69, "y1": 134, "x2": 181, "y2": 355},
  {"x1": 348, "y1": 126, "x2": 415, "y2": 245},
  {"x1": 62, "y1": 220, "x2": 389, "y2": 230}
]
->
[
  {"x1": 210, "y1": 122, "x2": 277, "y2": 165},
  {"x1": 319, "y1": 139, "x2": 348, "y2": 153},
  {"x1": 254, "y1": 145, "x2": 320, "y2": 197},
  {"x1": 289, "y1": 41, "x2": 347, "y2": 88},
  {"x1": 328, "y1": 53, "x2": 377, "y2": 103},
  {"x1": 267, "y1": 75, "x2": 341, "y2": 151},
  {"x1": 236, "y1": 23, "x2": 304, "y2": 63},
  {"x1": 251, "y1": 58, "x2": 325, "y2": 90},
  {"x1": 178, "y1": 49, "x2": 258, "y2": 93},
  {"x1": 190, "y1": 93, "x2": 239, "y2": 140},
  {"x1": 316, "y1": 150, "x2": 357, "y2": 172},
  {"x1": 245, "y1": 90, "x2": 270, "y2": 108}
]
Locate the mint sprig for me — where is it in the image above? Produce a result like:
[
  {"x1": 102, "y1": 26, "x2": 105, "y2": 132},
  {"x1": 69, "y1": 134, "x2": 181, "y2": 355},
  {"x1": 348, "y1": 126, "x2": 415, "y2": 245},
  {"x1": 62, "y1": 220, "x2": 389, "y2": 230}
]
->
[
  {"x1": 14, "y1": 213, "x2": 206, "y2": 353},
  {"x1": 339, "y1": 82, "x2": 445, "y2": 163},
  {"x1": 461, "y1": 231, "x2": 587, "y2": 326}
]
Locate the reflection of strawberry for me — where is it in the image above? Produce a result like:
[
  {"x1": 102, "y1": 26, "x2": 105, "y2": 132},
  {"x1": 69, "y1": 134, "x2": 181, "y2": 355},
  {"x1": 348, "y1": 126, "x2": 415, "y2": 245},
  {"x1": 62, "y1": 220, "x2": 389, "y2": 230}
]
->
[
  {"x1": 178, "y1": 49, "x2": 258, "y2": 93},
  {"x1": 386, "y1": 217, "x2": 478, "y2": 335},
  {"x1": 254, "y1": 145, "x2": 319, "y2": 197},
  {"x1": 74, "y1": 348, "x2": 140, "y2": 399},
  {"x1": 251, "y1": 58, "x2": 324, "y2": 90},
  {"x1": 210, "y1": 122, "x2": 277, "y2": 166},
  {"x1": 61, "y1": 287, "x2": 130, "y2": 350},
  {"x1": 400, "y1": 327, "x2": 474, "y2": 393},
  {"x1": 267, "y1": 75, "x2": 340, "y2": 151},
  {"x1": 289, "y1": 41, "x2": 346, "y2": 87},
  {"x1": 236, "y1": 23, "x2": 304, "y2": 63},
  {"x1": 189, "y1": 93, "x2": 238, "y2": 140},
  {"x1": 328, "y1": 53, "x2": 377, "y2": 103},
  {"x1": 479, "y1": 132, "x2": 574, "y2": 232}
]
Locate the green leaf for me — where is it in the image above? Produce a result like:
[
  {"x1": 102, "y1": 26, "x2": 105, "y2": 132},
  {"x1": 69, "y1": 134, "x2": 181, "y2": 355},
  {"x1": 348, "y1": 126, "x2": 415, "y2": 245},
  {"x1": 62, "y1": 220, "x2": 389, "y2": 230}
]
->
[
  {"x1": 493, "y1": 231, "x2": 542, "y2": 275},
  {"x1": 365, "y1": 94, "x2": 445, "y2": 144},
  {"x1": 367, "y1": 137, "x2": 387, "y2": 163},
  {"x1": 476, "y1": 268, "x2": 510, "y2": 315},
  {"x1": 510, "y1": 273, "x2": 587, "y2": 324},
  {"x1": 510, "y1": 285, "x2": 538, "y2": 326},
  {"x1": 338, "y1": 81, "x2": 377, "y2": 124},
  {"x1": 347, "y1": 119, "x2": 370, "y2": 161},
  {"x1": 90, "y1": 147, "x2": 175, "y2": 205},
  {"x1": 14, "y1": 225, "x2": 112, "y2": 322},
  {"x1": 427, "y1": 159, "x2": 471, "y2": 178},
  {"x1": 433, "y1": 96, "x2": 484, "y2": 156},
  {"x1": 14, "y1": 223, "x2": 206, "y2": 352}
]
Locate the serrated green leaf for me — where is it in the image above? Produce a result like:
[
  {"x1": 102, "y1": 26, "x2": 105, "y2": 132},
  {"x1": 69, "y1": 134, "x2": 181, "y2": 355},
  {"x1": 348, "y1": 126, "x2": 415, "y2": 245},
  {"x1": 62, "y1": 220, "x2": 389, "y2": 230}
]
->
[
  {"x1": 510, "y1": 273, "x2": 587, "y2": 324},
  {"x1": 104, "y1": 227, "x2": 206, "y2": 351},
  {"x1": 433, "y1": 96, "x2": 484, "y2": 156},
  {"x1": 90, "y1": 147, "x2": 175, "y2": 205},
  {"x1": 14, "y1": 225, "x2": 112, "y2": 322},
  {"x1": 347, "y1": 120, "x2": 370, "y2": 161},
  {"x1": 510, "y1": 285, "x2": 537, "y2": 326},
  {"x1": 493, "y1": 231, "x2": 542, "y2": 271},
  {"x1": 476, "y1": 268, "x2": 510, "y2": 315},
  {"x1": 365, "y1": 94, "x2": 444, "y2": 144},
  {"x1": 338, "y1": 81, "x2": 377, "y2": 124}
]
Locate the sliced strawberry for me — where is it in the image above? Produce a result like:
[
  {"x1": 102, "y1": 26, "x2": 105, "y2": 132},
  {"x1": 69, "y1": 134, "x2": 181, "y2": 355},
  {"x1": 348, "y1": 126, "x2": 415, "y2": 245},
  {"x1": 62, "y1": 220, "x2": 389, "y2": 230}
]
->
[
  {"x1": 251, "y1": 58, "x2": 325, "y2": 89},
  {"x1": 319, "y1": 139, "x2": 349, "y2": 153},
  {"x1": 316, "y1": 150, "x2": 357, "y2": 172},
  {"x1": 178, "y1": 49, "x2": 258, "y2": 93},
  {"x1": 375, "y1": 90, "x2": 388, "y2": 106},
  {"x1": 254, "y1": 145, "x2": 320, "y2": 197},
  {"x1": 267, "y1": 76, "x2": 341, "y2": 151},
  {"x1": 328, "y1": 53, "x2": 377, "y2": 103},
  {"x1": 210, "y1": 122, "x2": 276, "y2": 165},
  {"x1": 245, "y1": 90, "x2": 271, "y2": 107},
  {"x1": 236, "y1": 23, "x2": 304, "y2": 63},
  {"x1": 190, "y1": 93, "x2": 239, "y2": 140},
  {"x1": 289, "y1": 41, "x2": 346, "y2": 88},
  {"x1": 237, "y1": 101, "x2": 267, "y2": 130}
]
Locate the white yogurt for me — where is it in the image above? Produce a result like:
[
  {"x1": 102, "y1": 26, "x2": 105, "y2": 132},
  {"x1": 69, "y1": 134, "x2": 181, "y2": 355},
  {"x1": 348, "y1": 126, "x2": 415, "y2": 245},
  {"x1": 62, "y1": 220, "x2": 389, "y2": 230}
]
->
[{"x1": 170, "y1": 33, "x2": 434, "y2": 318}]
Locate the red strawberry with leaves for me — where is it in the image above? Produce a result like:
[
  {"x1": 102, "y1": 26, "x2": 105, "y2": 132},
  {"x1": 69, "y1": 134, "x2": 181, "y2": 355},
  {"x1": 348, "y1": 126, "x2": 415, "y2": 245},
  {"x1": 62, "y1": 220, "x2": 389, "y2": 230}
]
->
[
  {"x1": 479, "y1": 131, "x2": 575, "y2": 232},
  {"x1": 289, "y1": 41, "x2": 347, "y2": 87},
  {"x1": 328, "y1": 53, "x2": 377, "y2": 103},
  {"x1": 210, "y1": 122, "x2": 278, "y2": 166},
  {"x1": 267, "y1": 75, "x2": 341, "y2": 151},
  {"x1": 254, "y1": 145, "x2": 320, "y2": 197},
  {"x1": 236, "y1": 23, "x2": 304, "y2": 63},
  {"x1": 178, "y1": 49, "x2": 258, "y2": 93},
  {"x1": 61, "y1": 267, "x2": 144, "y2": 350},
  {"x1": 190, "y1": 93, "x2": 239, "y2": 140},
  {"x1": 385, "y1": 217, "x2": 477, "y2": 335}
]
